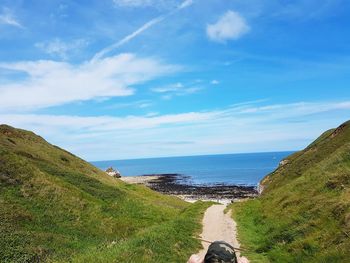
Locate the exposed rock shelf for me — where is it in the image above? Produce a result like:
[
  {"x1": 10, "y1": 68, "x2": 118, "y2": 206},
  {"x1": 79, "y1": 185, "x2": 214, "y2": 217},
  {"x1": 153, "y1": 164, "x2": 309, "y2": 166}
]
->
[{"x1": 120, "y1": 174, "x2": 258, "y2": 202}]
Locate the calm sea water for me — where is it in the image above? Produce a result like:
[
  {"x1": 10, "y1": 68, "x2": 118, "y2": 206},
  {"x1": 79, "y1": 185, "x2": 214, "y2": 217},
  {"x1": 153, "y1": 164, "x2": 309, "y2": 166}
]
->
[{"x1": 92, "y1": 152, "x2": 293, "y2": 186}]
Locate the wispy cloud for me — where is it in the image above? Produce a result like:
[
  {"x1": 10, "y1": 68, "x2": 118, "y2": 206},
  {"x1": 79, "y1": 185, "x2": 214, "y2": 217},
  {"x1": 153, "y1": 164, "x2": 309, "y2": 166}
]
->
[
  {"x1": 271, "y1": 0, "x2": 339, "y2": 20},
  {"x1": 178, "y1": 0, "x2": 193, "y2": 9},
  {"x1": 151, "y1": 82, "x2": 202, "y2": 99},
  {"x1": 207, "y1": 10, "x2": 250, "y2": 43},
  {"x1": 151, "y1": 82, "x2": 184, "y2": 93},
  {"x1": 0, "y1": 7, "x2": 23, "y2": 29},
  {"x1": 113, "y1": 0, "x2": 155, "y2": 7},
  {"x1": 104, "y1": 100, "x2": 153, "y2": 110},
  {"x1": 0, "y1": 54, "x2": 178, "y2": 110},
  {"x1": 0, "y1": 111, "x2": 214, "y2": 133},
  {"x1": 2, "y1": 100, "x2": 350, "y2": 160},
  {"x1": 230, "y1": 99, "x2": 269, "y2": 108},
  {"x1": 92, "y1": 0, "x2": 194, "y2": 62},
  {"x1": 92, "y1": 16, "x2": 166, "y2": 62},
  {"x1": 113, "y1": 0, "x2": 192, "y2": 9},
  {"x1": 232, "y1": 0, "x2": 342, "y2": 21},
  {"x1": 35, "y1": 38, "x2": 89, "y2": 60}
]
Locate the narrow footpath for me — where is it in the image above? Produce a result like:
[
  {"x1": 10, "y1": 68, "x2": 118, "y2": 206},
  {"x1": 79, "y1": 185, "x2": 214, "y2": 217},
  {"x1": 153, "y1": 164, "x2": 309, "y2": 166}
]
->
[{"x1": 198, "y1": 204, "x2": 249, "y2": 263}]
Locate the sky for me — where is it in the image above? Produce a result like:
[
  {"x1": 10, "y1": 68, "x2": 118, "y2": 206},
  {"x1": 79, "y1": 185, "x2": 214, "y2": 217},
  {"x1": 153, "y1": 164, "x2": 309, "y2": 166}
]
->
[{"x1": 0, "y1": 0, "x2": 350, "y2": 161}]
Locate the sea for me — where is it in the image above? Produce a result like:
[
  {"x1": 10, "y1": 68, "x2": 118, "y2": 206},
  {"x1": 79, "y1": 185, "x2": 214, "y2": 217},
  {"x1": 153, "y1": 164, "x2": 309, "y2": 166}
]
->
[{"x1": 92, "y1": 151, "x2": 293, "y2": 187}]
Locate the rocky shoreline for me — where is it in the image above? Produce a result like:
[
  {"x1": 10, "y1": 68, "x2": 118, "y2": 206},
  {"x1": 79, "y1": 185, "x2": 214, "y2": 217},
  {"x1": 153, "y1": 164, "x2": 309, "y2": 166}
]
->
[{"x1": 120, "y1": 173, "x2": 258, "y2": 203}]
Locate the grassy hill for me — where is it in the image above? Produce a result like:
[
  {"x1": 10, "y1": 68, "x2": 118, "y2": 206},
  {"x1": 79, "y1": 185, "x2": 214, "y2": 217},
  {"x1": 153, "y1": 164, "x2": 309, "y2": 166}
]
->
[
  {"x1": 0, "y1": 124, "x2": 209, "y2": 262},
  {"x1": 231, "y1": 121, "x2": 350, "y2": 262}
]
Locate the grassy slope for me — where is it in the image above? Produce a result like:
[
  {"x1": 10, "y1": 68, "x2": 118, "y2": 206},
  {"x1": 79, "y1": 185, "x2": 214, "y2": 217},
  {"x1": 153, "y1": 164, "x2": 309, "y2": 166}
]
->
[
  {"x1": 230, "y1": 121, "x2": 350, "y2": 262},
  {"x1": 0, "y1": 125, "x2": 210, "y2": 262}
]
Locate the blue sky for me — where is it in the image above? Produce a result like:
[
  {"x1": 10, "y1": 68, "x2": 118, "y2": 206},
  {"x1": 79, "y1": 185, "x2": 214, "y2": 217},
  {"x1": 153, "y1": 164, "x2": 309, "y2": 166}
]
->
[{"x1": 0, "y1": 0, "x2": 350, "y2": 160}]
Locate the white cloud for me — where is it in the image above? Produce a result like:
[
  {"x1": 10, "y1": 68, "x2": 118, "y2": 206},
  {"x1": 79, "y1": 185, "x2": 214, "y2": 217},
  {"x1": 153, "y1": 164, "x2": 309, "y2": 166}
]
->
[
  {"x1": 0, "y1": 54, "x2": 178, "y2": 110},
  {"x1": 151, "y1": 82, "x2": 202, "y2": 99},
  {"x1": 178, "y1": 0, "x2": 193, "y2": 9},
  {"x1": 207, "y1": 10, "x2": 249, "y2": 43},
  {"x1": 0, "y1": 8, "x2": 23, "y2": 28},
  {"x1": 35, "y1": 38, "x2": 89, "y2": 60},
  {"x1": 113, "y1": 0, "x2": 192, "y2": 9},
  {"x1": 211, "y1": 80, "x2": 219, "y2": 85},
  {"x1": 113, "y1": 0, "x2": 159, "y2": 7},
  {"x1": 113, "y1": 0, "x2": 154, "y2": 7},
  {"x1": 0, "y1": 111, "x2": 214, "y2": 134},
  {"x1": 1, "y1": 100, "x2": 350, "y2": 160},
  {"x1": 104, "y1": 100, "x2": 153, "y2": 110},
  {"x1": 151, "y1": 82, "x2": 183, "y2": 93}
]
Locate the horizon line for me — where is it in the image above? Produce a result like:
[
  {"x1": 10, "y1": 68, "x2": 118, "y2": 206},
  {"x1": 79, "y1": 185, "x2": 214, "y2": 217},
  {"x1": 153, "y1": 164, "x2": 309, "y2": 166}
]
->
[{"x1": 89, "y1": 149, "x2": 296, "y2": 163}]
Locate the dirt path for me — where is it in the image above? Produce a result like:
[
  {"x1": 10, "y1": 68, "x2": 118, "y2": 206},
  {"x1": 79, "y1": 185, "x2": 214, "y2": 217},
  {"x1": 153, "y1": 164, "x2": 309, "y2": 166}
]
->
[{"x1": 198, "y1": 204, "x2": 249, "y2": 263}]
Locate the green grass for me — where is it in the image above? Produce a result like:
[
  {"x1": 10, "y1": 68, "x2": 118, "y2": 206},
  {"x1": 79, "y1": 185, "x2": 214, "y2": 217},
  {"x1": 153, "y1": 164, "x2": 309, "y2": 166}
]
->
[
  {"x1": 0, "y1": 125, "x2": 210, "y2": 262},
  {"x1": 229, "y1": 121, "x2": 350, "y2": 262},
  {"x1": 70, "y1": 201, "x2": 209, "y2": 263}
]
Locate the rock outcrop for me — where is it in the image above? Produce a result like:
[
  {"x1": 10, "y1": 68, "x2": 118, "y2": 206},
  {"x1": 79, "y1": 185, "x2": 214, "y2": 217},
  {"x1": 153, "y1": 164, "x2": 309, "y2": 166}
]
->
[
  {"x1": 105, "y1": 167, "x2": 121, "y2": 178},
  {"x1": 279, "y1": 159, "x2": 290, "y2": 167}
]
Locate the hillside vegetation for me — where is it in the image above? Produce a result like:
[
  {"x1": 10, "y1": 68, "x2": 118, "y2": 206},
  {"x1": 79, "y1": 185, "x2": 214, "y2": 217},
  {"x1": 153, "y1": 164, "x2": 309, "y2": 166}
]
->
[
  {"x1": 231, "y1": 121, "x2": 350, "y2": 262},
  {"x1": 0, "y1": 124, "x2": 209, "y2": 262}
]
